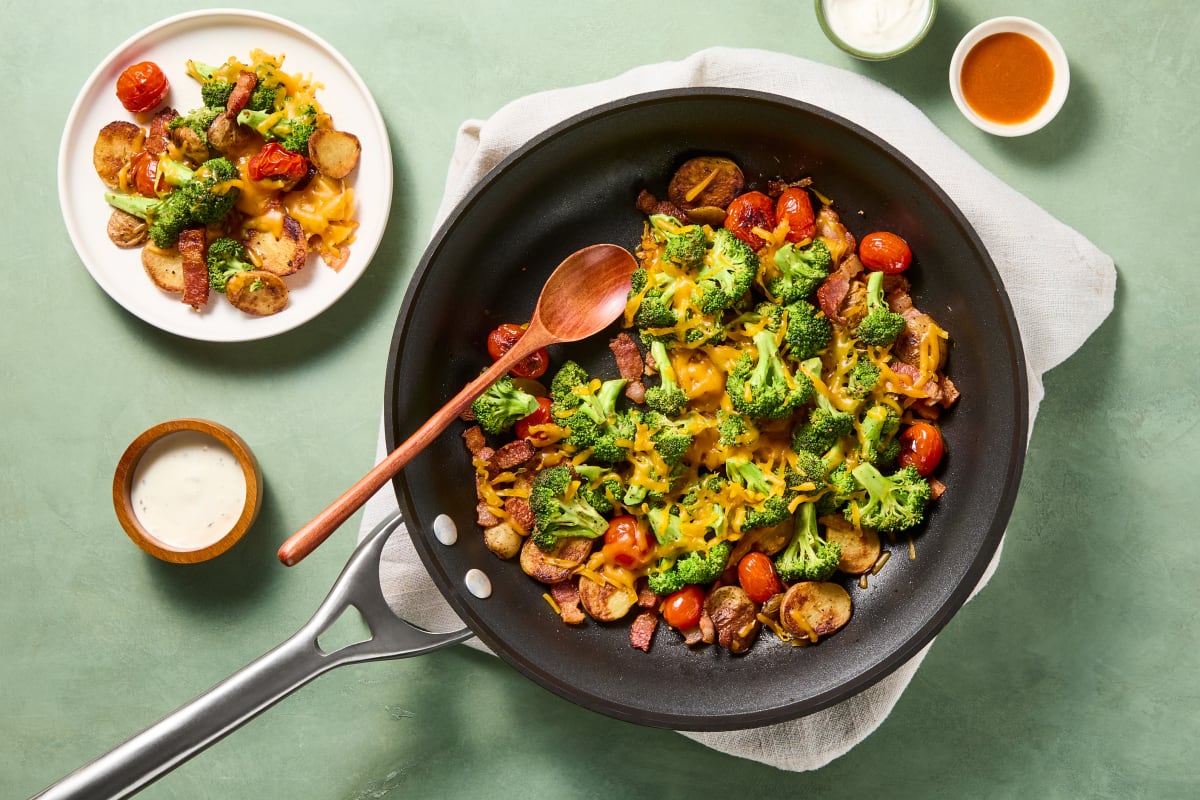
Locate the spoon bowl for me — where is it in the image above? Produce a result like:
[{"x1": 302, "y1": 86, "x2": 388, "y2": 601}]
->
[{"x1": 277, "y1": 243, "x2": 637, "y2": 566}]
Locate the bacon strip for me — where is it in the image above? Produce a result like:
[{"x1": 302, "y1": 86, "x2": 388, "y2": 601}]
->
[
  {"x1": 551, "y1": 579, "x2": 586, "y2": 625},
  {"x1": 503, "y1": 497, "x2": 534, "y2": 533},
  {"x1": 226, "y1": 70, "x2": 258, "y2": 114},
  {"x1": 462, "y1": 425, "x2": 487, "y2": 455},
  {"x1": 178, "y1": 228, "x2": 209, "y2": 310},
  {"x1": 629, "y1": 610, "x2": 659, "y2": 652},
  {"x1": 493, "y1": 439, "x2": 536, "y2": 471}
]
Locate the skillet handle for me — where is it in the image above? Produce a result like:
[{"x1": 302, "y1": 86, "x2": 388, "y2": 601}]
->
[{"x1": 33, "y1": 513, "x2": 472, "y2": 800}]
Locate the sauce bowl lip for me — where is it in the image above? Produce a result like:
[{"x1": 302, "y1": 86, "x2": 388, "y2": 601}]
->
[
  {"x1": 814, "y1": 0, "x2": 938, "y2": 61},
  {"x1": 112, "y1": 418, "x2": 263, "y2": 564},
  {"x1": 949, "y1": 15, "x2": 1071, "y2": 137}
]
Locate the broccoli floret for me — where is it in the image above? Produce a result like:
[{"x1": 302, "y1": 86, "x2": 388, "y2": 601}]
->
[
  {"x1": 644, "y1": 340, "x2": 688, "y2": 417},
  {"x1": 788, "y1": 449, "x2": 828, "y2": 492},
  {"x1": 246, "y1": 83, "x2": 280, "y2": 112},
  {"x1": 716, "y1": 410, "x2": 757, "y2": 448},
  {"x1": 859, "y1": 403, "x2": 901, "y2": 465},
  {"x1": 729, "y1": 301, "x2": 784, "y2": 336},
  {"x1": 856, "y1": 270, "x2": 906, "y2": 346},
  {"x1": 628, "y1": 267, "x2": 648, "y2": 296},
  {"x1": 726, "y1": 329, "x2": 812, "y2": 419},
  {"x1": 200, "y1": 80, "x2": 235, "y2": 108},
  {"x1": 845, "y1": 462, "x2": 931, "y2": 534},
  {"x1": 815, "y1": 462, "x2": 858, "y2": 516},
  {"x1": 103, "y1": 192, "x2": 190, "y2": 249},
  {"x1": 573, "y1": 465, "x2": 622, "y2": 516},
  {"x1": 793, "y1": 393, "x2": 854, "y2": 456},
  {"x1": 549, "y1": 360, "x2": 591, "y2": 410},
  {"x1": 236, "y1": 105, "x2": 318, "y2": 154},
  {"x1": 646, "y1": 502, "x2": 683, "y2": 546},
  {"x1": 158, "y1": 157, "x2": 241, "y2": 225},
  {"x1": 646, "y1": 561, "x2": 686, "y2": 596},
  {"x1": 768, "y1": 239, "x2": 832, "y2": 303},
  {"x1": 167, "y1": 106, "x2": 223, "y2": 144},
  {"x1": 205, "y1": 237, "x2": 254, "y2": 293},
  {"x1": 846, "y1": 358, "x2": 881, "y2": 400},
  {"x1": 727, "y1": 457, "x2": 791, "y2": 531},
  {"x1": 633, "y1": 270, "x2": 684, "y2": 329},
  {"x1": 553, "y1": 372, "x2": 632, "y2": 462},
  {"x1": 774, "y1": 502, "x2": 841, "y2": 582},
  {"x1": 528, "y1": 466, "x2": 609, "y2": 551},
  {"x1": 783, "y1": 299, "x2": 832, "y2": 360},
  {"x1": 640, "y1": 410, "x2": 693, "y2": 466},
  {"x1": 650, "y1": 214, "x2": 709, "y2": 269},
  {"x1": 694, "y1": 228, "x2": 757, "y2": 314},
  {"x1": 676, "y1": 541, "x2": 732, "y2": 585},
  {"x1": 469, "y1": 375, "x2": 540, "y2": 435}
]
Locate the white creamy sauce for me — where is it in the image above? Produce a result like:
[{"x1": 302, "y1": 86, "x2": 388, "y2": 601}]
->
[
  {"x1": 130, "y1": 431, "x2": 246, "y2": 549},
  {"x1": 823, "y1": 0, "x2": 930, "y2": 53},
  {"x1": 433, "y1": 514, "x2": 458, "y2": 545},
  {"x1": 464, "y1": 569, "x2": 492, "y2": 599}
]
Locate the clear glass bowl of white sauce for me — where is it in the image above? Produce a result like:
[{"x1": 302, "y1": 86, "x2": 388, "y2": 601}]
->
[
  {"x1": 815, "y1": 0, "x2": 938, "y2": 60},
  {"x1": 114, "y1": 419, "x2": 262, "y2": 563}
]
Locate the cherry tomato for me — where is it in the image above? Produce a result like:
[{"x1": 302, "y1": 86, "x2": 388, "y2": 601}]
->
[
  {"x1": 898, "y1": 422, "x2": 945, "y2": 476},
  {"x1": 128, "y1": 150, "x2": 162, "y2": 198},
  {"x1": 858, "y1": 231, "x2": 913, "y2": 274},
  {"x1": 247, "y1": 142, "x2": 309, "y2": 182},
  {"x1": 486, "y1": 323, "x2": 550, "y2": 379},
  {"x1": 737, "y1": 552, "x2": 783, "y2": 603},
  {"x1": 115, "y1": 61, "x2": 170, "y2": 113},
  {"x1": 601, "y1": 515, "x2": 656, "y2": 569},
  {"x1": 724, "y1": 191, "x2": 776, "y2": 250},
  {"x1": 775, "y1": 187, "x2": 816, "y2": 242},
  {"x1": 661, "y1": 585, "x2": 705, "y2": 630},
  {"x1": 514, "y1": 396, "x2": 553, "y2": 442}
]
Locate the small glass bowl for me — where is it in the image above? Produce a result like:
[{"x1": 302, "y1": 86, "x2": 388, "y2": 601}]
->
[
  {"x1": 949, "y1": 16, "x2": 1070, "y2": 137},
  {"x1": 815, "y1": 0, "x2": 938, "y2": 61},
  {"x1": 113, "y1": 418, "x2": 262, "y2": 564}
]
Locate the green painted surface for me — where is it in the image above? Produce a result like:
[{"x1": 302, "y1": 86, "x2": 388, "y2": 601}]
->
[{"x1": 3, "y1": 1, "x2": 1196, "y2": 797}]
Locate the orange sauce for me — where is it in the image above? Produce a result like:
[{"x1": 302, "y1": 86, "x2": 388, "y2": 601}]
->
[{"x1": 960, "y1": 32, "x2": 1054, "y2": 124}]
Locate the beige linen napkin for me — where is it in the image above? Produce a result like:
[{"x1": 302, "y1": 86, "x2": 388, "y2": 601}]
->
[{"x1": 358, "y1": 47, "x2": 1116, "y2": 771}]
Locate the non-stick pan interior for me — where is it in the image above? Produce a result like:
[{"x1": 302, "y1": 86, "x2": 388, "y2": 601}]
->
[{"x1": 385, "y1": 89, "x2": 1026, "y2": 730}]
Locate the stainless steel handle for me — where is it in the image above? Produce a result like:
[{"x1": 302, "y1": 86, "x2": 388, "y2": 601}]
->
[{"x1": 34, "y1": 512, "x2": 471, "y2": 800}]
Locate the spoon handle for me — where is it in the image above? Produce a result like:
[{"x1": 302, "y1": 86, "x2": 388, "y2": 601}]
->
[{"x1": 277, "y1": 324, "x2": 554, "y2": 566}]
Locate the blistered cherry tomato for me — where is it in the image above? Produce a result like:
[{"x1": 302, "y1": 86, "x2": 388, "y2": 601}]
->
[
  {"x1": 898, "y1": 422, "x2": 945, "y2": 476},
  {"x1": 858, "y1": 231, "x2": 913, "y2": 274},
  {"x1": 661, "y1": 585, "x2": 705, "y2": 630},
  {"x1": 514, "y1": 396, "x2": 553, "y2": 443},
  {"x1": 775, "y1": 187, "x2": 816, "y2": 242},
  {"x1": 737, "y1": 552, "x2": 783, "y2": 603},
  {"x1": 601, "y1": 515, "x2": 656, "y2": 569},
  {"x1": 724, "y1": 191, "x2": 776, "y2": 250},
  {"x1": 115, "y1": 61, "x2": 170, "y2": 113},
  {"x1": 128, "y1": 151, "x2": 162, "y2": 198},
  {"x1": 247, "y1": 142, "x2": 309, "y2": 182},
  {"x1": 486, "y1": 323, "x2": 550, "y2": 379}
]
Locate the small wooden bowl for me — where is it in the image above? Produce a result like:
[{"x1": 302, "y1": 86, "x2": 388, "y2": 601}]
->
[{"x1": 113, "y1": 419, "x2": 263, "y2": 564}]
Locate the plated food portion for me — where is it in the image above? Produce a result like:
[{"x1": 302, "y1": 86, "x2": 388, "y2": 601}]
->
[
  {"x1": 94, "y1": 49, "x2": 361, "y2": 316},
  {"x1": 460, "y1": 155, "x2": 958, "y2": 656}
]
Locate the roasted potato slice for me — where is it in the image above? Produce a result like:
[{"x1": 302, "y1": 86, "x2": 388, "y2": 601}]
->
[
  {"x1": 519, "y1": 536, "x2": 593, "y2": 584},
  {"x1": 245, "y1": 214, "x2": 307, "y2": 277},
  {"x1": 684, "y1": 205, "x2": 728, "y2": 227},
  {"x1": 667, "y1": 156, "x2": 744, "y2": 211},
  {"x1": 577, "y1": 575, "x2": 636, "y2": 622},
  {"x1": 170, "y1": 124, "x2": 209, "y2": 164},
  {"x1": 107, "y1": 209, "x2": 147, "y2": 248},
  {"x1": 821, "y1": 515, "x2": 882, "y2": 575},
  {"x1": 141, "y1": 245, "x2": 184, "y2": 293},
  {"x1": 93, "y1": 121, "x2": 141, "y2": 188},
  {"x1": 779, "y1": 581, "x2": 852, "y2": 641},
  {"x1": 483, "y1": 522, "x2": 523, "y2": 560},
  {"x1": 308, "y1": 129, "x2": 361, "y2": 179},
  {"x1": 226, "y1": 270, "x2": 288, "y2": 316}
]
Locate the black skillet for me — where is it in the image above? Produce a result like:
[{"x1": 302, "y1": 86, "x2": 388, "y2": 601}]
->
[
  {"x1": 35, "y1": 90, "x2": 1028, "y2": 798},
  {"x1": 385, "y1": 88, "x2": 1028, "y2": 730}
]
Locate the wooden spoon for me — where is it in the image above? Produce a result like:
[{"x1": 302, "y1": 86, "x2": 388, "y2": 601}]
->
[{"x1": 278, "y1": 243, "x2": 638, "y2": 566}]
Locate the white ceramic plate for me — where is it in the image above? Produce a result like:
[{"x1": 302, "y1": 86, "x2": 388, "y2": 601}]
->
[{"x1": 59, "y1": 9, "x2": 392, "y2": 342}]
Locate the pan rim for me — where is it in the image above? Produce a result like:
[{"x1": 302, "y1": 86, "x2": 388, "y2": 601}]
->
[{"x1": 384, "y1": 87, "x2": 1028, "y2": 730}]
